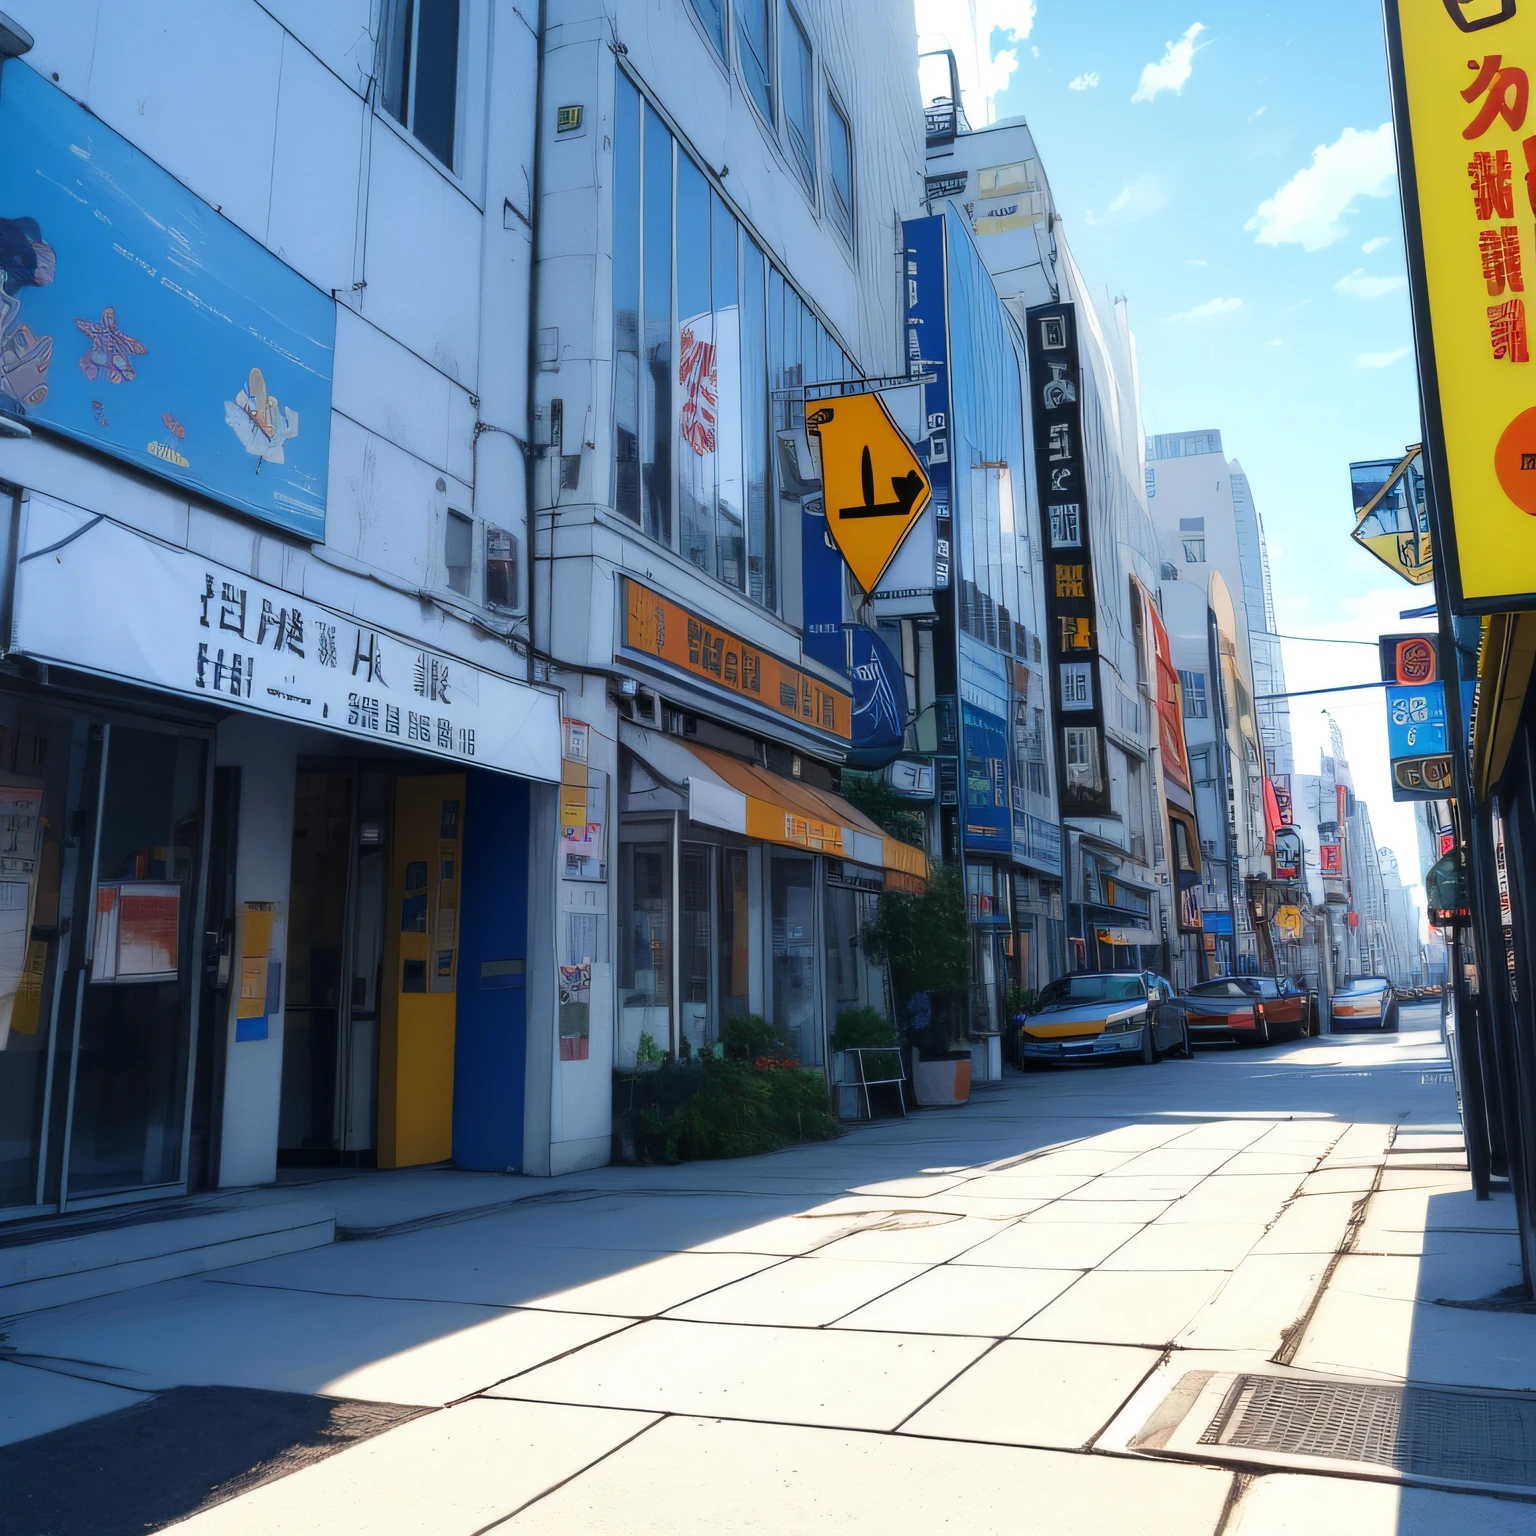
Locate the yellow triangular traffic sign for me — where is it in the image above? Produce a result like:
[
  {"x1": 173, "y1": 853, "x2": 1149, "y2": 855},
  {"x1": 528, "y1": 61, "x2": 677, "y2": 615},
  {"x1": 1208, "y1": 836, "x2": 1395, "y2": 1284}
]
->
[{"x1": 806, "y1": 392, "x2": 931, "y2": 596}]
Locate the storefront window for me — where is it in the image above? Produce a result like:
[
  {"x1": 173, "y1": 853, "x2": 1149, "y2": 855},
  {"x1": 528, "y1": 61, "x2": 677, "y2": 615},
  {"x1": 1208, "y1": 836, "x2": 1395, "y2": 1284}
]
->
[
  {"x1": 771, "y1": 855, "x2": 818, "y2": 1065},
  {"x1": 680, "y1": 843, "x2": 712, "y2": 1053},
  {"x1": 620, "y1": 839, "x2": 672, "y2": 1018},
  {"x1": 719, "y1": 847, "x2": 750, "y2": 1024}
]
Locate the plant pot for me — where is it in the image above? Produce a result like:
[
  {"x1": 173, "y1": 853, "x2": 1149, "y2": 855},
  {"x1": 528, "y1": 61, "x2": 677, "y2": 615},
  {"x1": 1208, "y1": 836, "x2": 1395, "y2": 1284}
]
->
[{"x1": 910, "y1": 1049, "x2": 972, "y2": 1107}]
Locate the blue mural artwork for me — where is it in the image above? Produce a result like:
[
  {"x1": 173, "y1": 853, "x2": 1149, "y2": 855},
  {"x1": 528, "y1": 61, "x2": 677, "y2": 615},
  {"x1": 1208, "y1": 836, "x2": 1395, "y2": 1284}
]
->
[
  {"x1": 848, "y1": 626, "x2": 906, "y2": 770},
  {"x1": 0, "y1": 63, "x2": 334, "y2": 540}
]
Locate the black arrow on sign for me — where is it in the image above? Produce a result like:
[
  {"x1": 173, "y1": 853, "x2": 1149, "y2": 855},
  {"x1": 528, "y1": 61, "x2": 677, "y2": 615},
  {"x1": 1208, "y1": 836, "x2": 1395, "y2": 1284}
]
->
[{"x1": 839, "y1": 445, "x2": 925, "y2": 519}]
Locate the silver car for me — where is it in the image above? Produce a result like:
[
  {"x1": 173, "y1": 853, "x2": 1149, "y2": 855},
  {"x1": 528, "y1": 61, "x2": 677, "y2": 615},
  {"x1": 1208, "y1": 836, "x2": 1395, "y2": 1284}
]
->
[{"x1": 1019, "y1": 971, "x2": 1191, "y2": 1068}]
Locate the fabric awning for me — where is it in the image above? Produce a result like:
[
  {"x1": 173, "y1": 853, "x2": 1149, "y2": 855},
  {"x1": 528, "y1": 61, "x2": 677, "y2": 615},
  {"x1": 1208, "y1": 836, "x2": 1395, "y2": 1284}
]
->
[
  {"x1": 1474, "y1": 611, "x2": 1536, "y2": 799},
  {"x1": 619, "y1": 722, "x2": 927, "y2": 888}
]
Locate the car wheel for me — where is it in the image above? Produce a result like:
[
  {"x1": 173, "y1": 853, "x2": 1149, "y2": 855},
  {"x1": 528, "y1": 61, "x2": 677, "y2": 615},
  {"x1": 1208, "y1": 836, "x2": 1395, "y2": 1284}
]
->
[{"x1": 1140, "y1": 1017, "x2": 1158, "y2": 1064}]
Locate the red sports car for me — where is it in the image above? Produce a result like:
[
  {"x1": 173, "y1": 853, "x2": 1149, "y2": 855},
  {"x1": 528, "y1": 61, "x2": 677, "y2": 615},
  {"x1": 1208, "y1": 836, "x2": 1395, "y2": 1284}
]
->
[{"x1": 1179, "y1": 976, "x2": 1312, "y2": 1046}]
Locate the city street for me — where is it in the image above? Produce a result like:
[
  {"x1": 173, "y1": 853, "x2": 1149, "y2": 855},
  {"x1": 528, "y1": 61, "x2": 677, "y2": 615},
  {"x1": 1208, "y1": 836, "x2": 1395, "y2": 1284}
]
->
[{"x1": 6, "y1": 1000, "x2": 1533, "y2": 1533}]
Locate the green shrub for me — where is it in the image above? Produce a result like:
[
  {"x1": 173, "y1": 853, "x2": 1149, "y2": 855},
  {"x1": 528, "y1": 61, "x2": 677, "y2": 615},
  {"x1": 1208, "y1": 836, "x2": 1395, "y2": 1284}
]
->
[
  {"x1": 830, "y1": 1005, "x2": 895, "y2": 1052},
  {"x1": 720, "y1": 1013, "x2": 783, "y2": 1061},
  {"x1": 617, "y1": 1056, "x2": 839, "y2": 1163}
]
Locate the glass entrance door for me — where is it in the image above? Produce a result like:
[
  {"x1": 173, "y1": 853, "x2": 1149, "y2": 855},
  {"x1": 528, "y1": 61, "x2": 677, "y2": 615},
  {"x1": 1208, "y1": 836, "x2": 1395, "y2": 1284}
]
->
[{"x1": 771, "y1": 855, "x2": 820, "y2": 1066}]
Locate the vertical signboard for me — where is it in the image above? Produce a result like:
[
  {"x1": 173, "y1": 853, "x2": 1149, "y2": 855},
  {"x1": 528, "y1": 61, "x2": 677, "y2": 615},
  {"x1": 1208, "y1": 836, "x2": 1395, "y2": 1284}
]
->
[
  {"x1": 900, "y1": 216, "x2": 952, "y2": 596},
  {"x1": 1142, "y1": 585, "x2": 1193, "y2": 796},
  {"x1": 1380, "y1": 632, "x2": 1453, "y2": 799},
  {"x1": 1384, "y1": 1, "x2": 1536, "y2": 609},
  {"x1": 962, "y1": 700, "x2": 1011, "y2": 854},
  {"x1": 1026, "y1": 302, "x2": 1111, "y2": 815}
]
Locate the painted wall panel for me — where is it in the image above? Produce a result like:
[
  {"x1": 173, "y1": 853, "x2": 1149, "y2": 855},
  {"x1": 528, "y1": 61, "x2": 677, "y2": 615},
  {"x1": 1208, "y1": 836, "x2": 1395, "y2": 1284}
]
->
[
  {"x1": 256, "y1": 0, "x2": 374, "y2": 98},
  {"x1": 361, "y1": 123, "x2": 482, "y2": 386}
]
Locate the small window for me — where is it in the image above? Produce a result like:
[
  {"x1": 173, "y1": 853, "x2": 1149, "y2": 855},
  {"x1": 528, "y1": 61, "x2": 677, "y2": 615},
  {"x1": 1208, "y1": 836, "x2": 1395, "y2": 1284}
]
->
[
  {"x1": 1179, "y1": 670, "x2": 1209, "y2": 718},
  {"x1": 687, "y1": 0, "x2": 726, "y2": 58},
  {"x1": 1060, "y1": 662, "x2": 1093, "y2": 711},
  {"x1": 445, "y1": 509, "x2": 473, "y2": 596},
  {"x1": 381, "y1": 0, "x2": 462, "y2": 171},
  {"x1": 1049, "y1": 501, "x2": 1081, "y2": 547},
  {"x1": 1182, "y1": 537, "x2": 1206, "y2": 563},
  {"x1": 826, "y1": 93, "x2": 855, "y2": 241},
  {"x1": 736, "y1": 0, "x2": 774, "y2": 124},
  {"x1": 485, "y1": 524, "x2": 518, "y2": 609},
  {"x1": 783, "y1": 8, "x2": 815, "y2": 188}
]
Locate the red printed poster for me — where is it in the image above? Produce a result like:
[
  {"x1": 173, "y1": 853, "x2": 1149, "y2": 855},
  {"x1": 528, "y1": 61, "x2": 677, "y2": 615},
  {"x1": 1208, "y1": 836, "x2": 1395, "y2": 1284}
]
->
[{"x1": 115, "y1": 882, "x2": 180, "y2": 979}]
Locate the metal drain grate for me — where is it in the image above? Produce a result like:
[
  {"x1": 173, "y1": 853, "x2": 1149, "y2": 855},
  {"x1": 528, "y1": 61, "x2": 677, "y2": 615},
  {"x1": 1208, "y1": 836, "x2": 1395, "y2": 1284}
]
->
[{"x1": 1199, "y1": 1374, "x2": 1536, "y2": 1487}]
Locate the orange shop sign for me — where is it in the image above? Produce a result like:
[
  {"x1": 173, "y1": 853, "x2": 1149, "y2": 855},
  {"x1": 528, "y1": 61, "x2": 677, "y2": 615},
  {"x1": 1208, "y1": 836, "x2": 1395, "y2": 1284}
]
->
[{"x1": 620, "y1": 577, "x2": 852, "y2": 742}]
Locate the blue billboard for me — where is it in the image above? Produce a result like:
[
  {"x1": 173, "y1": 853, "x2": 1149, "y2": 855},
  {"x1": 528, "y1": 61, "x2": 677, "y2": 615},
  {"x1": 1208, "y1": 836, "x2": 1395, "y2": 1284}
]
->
[
  {"x1": 0, "y1": 62, "x2": 334, "y2": 540},
  {"x1": 962, "y1": 701, "x2": 1011, "y2": 854},
  {"x1": 900, "y1": 214, "x2": 952, "y2": 592}
]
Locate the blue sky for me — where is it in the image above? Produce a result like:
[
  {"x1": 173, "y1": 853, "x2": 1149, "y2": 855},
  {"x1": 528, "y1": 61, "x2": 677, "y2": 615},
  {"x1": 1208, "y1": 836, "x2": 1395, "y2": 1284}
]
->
[{"x1": 921, "y1": 1, "x2": 1432, "y2": 914}]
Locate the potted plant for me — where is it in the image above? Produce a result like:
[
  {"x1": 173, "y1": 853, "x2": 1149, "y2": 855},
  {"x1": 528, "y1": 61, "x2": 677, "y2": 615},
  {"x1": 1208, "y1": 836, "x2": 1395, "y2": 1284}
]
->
[{"x1": 864, "y1": 864, "x2": 973, "y2": 1107}]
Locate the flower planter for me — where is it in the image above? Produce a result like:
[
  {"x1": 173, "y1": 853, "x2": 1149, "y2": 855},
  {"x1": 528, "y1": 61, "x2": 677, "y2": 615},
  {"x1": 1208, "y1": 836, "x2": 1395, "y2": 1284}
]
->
[{"x1": 909, "y1": 1050, "x2": 971, "y2": 1107}]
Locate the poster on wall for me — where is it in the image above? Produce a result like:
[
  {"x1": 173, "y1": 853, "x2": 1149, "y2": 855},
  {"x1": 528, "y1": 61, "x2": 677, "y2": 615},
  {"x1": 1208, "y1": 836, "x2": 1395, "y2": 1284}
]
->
[
  {"x1": 962, "y1": 701, "x2": 1011, "y2": 854},
  {"x1": 0, "y1": 62, "x2": 335, "y2": 541}
]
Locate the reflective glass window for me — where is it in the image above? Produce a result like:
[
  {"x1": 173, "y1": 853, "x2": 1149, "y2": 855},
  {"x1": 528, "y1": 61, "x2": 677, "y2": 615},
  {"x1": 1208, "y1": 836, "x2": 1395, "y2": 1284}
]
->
[
  {"x1": 687, "y1": 0, "x2": 726, "y2": 58},
  {"x1": 826, "y1": 91, "x2": 854, "y2": 239},
  {"x1": 741, "y1": 235, "x2": 774, "y2": 608},
  {"x1": 736, "y1": 0, "x2": 775, "y2": 123},
  {"x1": 713, "y1": 194, "x2": 746, "y2": 592},
  {"x1": 641, "y1": 105, "x2": 673, "y2": 544},
  {"x1": 614, "y1": 74, "x2": 642, "y2": 525},
  {"x1": 783, "y1": 7, "x2": 815, "y2": 188},
  {"x1": 676, "y1": 154, "x2": 715, "y2": 575}
]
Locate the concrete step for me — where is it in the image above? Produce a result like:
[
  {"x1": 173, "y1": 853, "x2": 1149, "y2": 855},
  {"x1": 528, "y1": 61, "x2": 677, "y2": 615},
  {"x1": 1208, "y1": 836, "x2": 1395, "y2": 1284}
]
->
[{"x1": 0, "y1": 1198, "x2": 335, "y2": 1318}]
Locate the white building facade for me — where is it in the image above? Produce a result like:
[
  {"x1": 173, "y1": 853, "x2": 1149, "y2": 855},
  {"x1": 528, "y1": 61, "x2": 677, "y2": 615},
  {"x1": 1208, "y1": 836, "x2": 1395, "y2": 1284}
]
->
[{"x1": 0, "y1": 1, "x2": 568, "y2": 1220}]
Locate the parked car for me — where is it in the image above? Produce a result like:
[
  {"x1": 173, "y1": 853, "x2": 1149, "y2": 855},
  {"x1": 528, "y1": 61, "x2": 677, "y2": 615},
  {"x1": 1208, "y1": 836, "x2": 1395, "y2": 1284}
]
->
[
  {"x1": 1331, "y1": 977, "x2": 1398, "y2": 1031},
  {"x1": 1018, "y1": 971, "x2": 1191, "y2": 1068},
  {"x1": 1179, "y1": 975, "x2": 1311, "y2": 1046}
]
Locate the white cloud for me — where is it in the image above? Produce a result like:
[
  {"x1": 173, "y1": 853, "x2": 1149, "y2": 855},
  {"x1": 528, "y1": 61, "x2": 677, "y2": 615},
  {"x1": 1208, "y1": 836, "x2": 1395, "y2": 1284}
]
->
[
  {"x1": 1266, "y1": 338, "x2": 1284, "y2": 346},
  {"x1": 1247, "y1": 123, "x2": 1396, "y2": 251},
  {"x1": 1187, "y1": 258, "x2": 1208, "y2": 266},
  {"x1": 1249, "y1": 105, "x2": 1269, "y2": 120},
  {"x1": 1362, "y1": 236, "x2": 1390, "y2": 255},
  {"x1": 1167, "y1": 296, "x2": 1242, "y2": 321},
  {"x1": 1133, "y1": 23, "x2": 1206, "y2": 103},
  {"x1": 1108, "y1": 175, "x2": 1170, "y2": 219},
  {"x1": 1355, "y1": 347, "x2": 1411, "y2": 368},
  {"x1": 916, "y1": 1, "x2": 1036, "y2": 126},
  {"x1": 1336, "y1": 268, "x2": 1408, "y2": 300},
  {"x1": 1068, "y1": 71, "x2": 1100, "y2": 91}
]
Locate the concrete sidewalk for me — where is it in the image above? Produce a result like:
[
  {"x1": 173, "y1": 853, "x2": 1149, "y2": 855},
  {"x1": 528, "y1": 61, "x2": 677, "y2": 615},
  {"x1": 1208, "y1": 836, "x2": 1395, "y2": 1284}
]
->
[{"x1": 4, "y1": 1004, "x2": 1535, "y2": 1533}]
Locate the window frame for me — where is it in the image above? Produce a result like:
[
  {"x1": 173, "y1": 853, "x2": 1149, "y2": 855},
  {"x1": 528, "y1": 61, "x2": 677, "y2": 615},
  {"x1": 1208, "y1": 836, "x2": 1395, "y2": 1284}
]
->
[
  {"x1": 781, "y1": 2, "x2": 817, "y2": 193},
  {"x1": 444, "y1": 507, "x2": 474, "y2": 598},
  {"x1": 735, "y1": 0, "x2": 776, "y2": 129},
  {"x1": 379, "y1": 0, "x2": 468, "y2": 177},
  {"x1": 824, "y1": 84, "x2": 856, "y2": 244},
  {"x1": 684, "y1": 0, "x2": 729, "y2": 63}
]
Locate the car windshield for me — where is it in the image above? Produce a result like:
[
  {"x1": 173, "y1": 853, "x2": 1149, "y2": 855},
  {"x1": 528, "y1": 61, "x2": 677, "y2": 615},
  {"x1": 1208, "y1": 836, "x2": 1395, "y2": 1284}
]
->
[
  {"x1": 1188, "y1": 979, "x2": 1258, "y2": 998},
  {"x1": 1035, "y1": 974, "x2": 1144, "y2": 1010}
]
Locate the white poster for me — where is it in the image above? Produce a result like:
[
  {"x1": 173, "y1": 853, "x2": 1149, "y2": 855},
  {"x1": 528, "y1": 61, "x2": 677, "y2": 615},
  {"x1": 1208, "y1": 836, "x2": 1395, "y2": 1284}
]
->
[{"x1": 11, "y1": 498, "x2": 561, "y2": 784}]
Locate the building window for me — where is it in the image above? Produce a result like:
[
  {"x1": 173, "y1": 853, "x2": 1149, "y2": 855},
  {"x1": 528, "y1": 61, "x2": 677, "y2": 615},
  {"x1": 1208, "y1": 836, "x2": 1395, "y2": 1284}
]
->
[
  {"x1": 1049, "y1": 501, "x2": 1081, "y2": 547},
  {"x1": 485, "y1": 524, "x2": 518, "y2": 610},
  {"x1": 1145, "y1": 465, "x2": 1156, "y2": 498},
  {"x1": 445, "y1": 509, "x2": 473, "y2": 596},
  {"x1": 1063, "y1": 727, "x2": 1103, "y2": 795},
  {"x1": 687, "y1": 0, "x2": 726, "y2": 58},
  {"x1": 1179, "y1": 670, "x2": 1208, "y2": 718},
  {"x1": 614, "y1": 73, "x2": 642, "y2": 528},
  {"x1": 826, "y1": 92, "x2": 855, "y2": 241},
  {"x1": 736, "y1": 0, "x2": 774, "y2": 124},
  {"x1": 1027, "y1": 758, "x2": 1048, "y2": 796},
  {"x1": 1060, "y1": 662, "x2": 1093, "y2": 711},
  {"x1": 381, "y1": 0, "x2": 461, "y2": 171},
  {"x1": 1182, "y1": 537, "x2": 1206, "y2": 563},
  {"x1": 782, "y1": 7, "x2": 816, "y2": 189}
]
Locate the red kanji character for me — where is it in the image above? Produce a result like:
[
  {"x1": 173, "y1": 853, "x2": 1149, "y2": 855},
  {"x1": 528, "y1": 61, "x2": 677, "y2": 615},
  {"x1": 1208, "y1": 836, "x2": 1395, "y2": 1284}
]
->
[
  {"x1": 1481, "y1": 225, "x2": 1525, "y2": 294},
  {"x1": 1469, "y1": 149, "x2": 1515, "y2": 219},
  {"x1": 1488, "y1": 298, "x2": 1530, "y2": 361},
  {"x1": 1464, "y1": 55, "x2": 1530, "y2": 140},
  {"x1": 1525, "y1": 135, "x2": 1536, "y2": 212}
]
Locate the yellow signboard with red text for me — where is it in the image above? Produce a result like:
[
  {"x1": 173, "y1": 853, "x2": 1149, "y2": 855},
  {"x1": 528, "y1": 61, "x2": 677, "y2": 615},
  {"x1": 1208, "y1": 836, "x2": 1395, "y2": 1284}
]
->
[{"x1": 1387, "y1": 0, "x2": 1536, "y2": 607}]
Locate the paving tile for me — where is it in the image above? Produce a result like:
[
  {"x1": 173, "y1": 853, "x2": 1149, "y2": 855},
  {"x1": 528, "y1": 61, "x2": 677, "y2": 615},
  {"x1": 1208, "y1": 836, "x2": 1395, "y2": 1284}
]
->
[
  {"x1": 1225, "y1": 1470, "x2": 1536, "y2": 1536},
  {"x1": 1329, "y1": 1246, "x2": 1526, "y2": 1305},
  {"x1": 900, "y1": 1339, "x2": 1160, "y2": 1447},
  {"x1": 833, "y1": 1263, "x2": 1078, "y2": 1337},
  {"x1": 664, "y1": 1256, "x2": 925, "y2": 1326},
  {"x1": 170, "y1": 1399, "x2": 660, "y2": 1535},
  {"x1": 1174, "y1": 1255, "x2": 1330, "y2": 1352},
  {"x1": 1117, "y1": 1149, "x2": 1236, "y2": 1177},
  {"x1": 687, "y1": 1210, "x2": 884, "y2": 1256},
  {"x1": 1297, "y1": 1167, "x2": 1378, "y2": 1196},
  {"x1": 959, "y1": 1173, "x2": 1095, "y2": 1200},
  {"x1": 0, "y1": 1359, "x2": 150, "y2": 1448},
  {"x1": 501, "y1": 1415, "x2": 1234, "y2": 1534},
  {"x1": 3, "y1": 1277, "x2": 631, "y2": 1405},
  {"x1": 489, "y1": 1318, "x2": 989, "y2": 1431},
  {"x1": 1064, "y1": 1174, "x2": 1204, "y2": 1201},
  {"x1": 848, "y1": 1175, "x2": 970, "y2": 1197},
  {"x1": 518, "y1": 1251, "x2": 778, "y2": 1316},
  {"x1": 1015, "y1": 1269, "x2": 1230, "y2": 1347},
  {"x1": 1025, "y1": 1199, "x2": 1170, "y2": 1224},
  {"x1": 1251, "y1": 1192, "x2": 1359, "y2": 1256},
  {"x1": 1100, "y1": 1222, "x2": 1268, "y2": 1272},
  {"x1": 1155, "y1": 1175, "x2": 1301, "y2": 1224},
  {"x1": 810, "y1": 1214, "x2": 1010, "y2": 1265},
  {"x1": 957, "y1": 1220, "x2": 1142, "y2": 1270},
  {"x1": 1163, "y1": 1121, "x2": 1275, "y2": 1150},
  {"x1": 1010, "y1": 1149, "x2": 1144, "y2": 1175},
  {"x1": 1079, "y1": 1125, "x2": 1186, "y2": 1152},
  {"x1": 1213, "y1": 1153, "x2": 1320, "y2": 1176}
]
